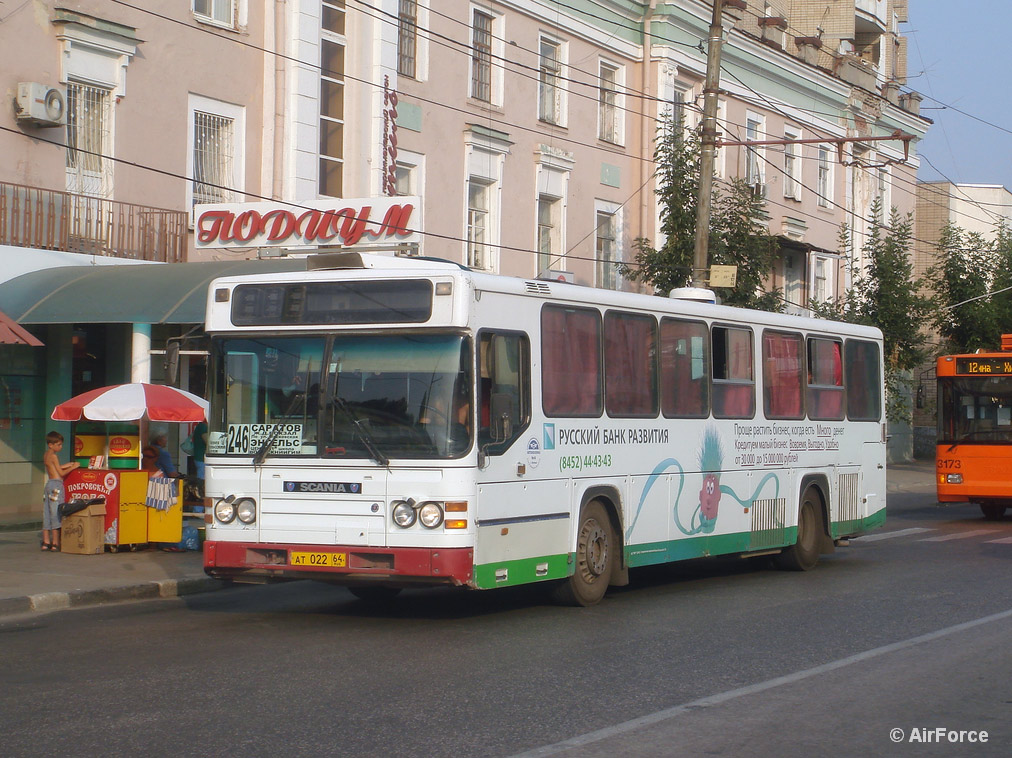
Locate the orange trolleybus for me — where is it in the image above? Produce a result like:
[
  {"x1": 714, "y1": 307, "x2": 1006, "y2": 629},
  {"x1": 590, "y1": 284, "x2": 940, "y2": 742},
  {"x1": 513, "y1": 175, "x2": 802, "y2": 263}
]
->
[{"x1": 937, "y1": 334, "x2": 1012, "y2": 520}]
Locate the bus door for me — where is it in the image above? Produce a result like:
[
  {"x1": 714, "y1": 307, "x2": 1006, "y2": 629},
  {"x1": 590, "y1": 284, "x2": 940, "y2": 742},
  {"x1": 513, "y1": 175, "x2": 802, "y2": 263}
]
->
[{"x1": 473, "y1": 329, "x2": 569, "y2": 585}]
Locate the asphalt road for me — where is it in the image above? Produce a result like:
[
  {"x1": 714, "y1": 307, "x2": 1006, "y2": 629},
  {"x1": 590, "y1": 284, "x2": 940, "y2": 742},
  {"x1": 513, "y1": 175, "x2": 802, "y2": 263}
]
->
[{"x1": 2, "y1": 483, "x2": 1010, "y2": 758}]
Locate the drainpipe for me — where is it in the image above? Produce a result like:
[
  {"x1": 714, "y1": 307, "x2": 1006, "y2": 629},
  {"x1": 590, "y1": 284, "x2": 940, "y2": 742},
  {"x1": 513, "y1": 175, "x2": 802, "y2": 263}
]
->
[
  {"x1": 272, "y1": 0, "x2": 287, "y2": 200},
  {"x1": 640, "y1": 1, "x2": 659, "y2": 247}
]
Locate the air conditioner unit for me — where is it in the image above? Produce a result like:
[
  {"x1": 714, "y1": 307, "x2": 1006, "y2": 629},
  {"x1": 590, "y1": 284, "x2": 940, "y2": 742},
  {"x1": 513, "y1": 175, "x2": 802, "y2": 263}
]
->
[{"x1": 16, "y1": 82, "x2": 67, "y2": 127}]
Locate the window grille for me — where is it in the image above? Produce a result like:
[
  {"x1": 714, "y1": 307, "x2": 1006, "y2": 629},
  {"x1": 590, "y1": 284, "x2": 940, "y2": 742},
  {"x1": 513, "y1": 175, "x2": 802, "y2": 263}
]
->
[
  {"x1": 193, "y1": 111, "x2": 235, "y2": 206},
  {"x1": 66, "y1": 83, "x2": 113, "y2": 199},
  {"x1": 397, "y1": 0, "x2": 417, "y2": 78},
  {"x1": 471, "y1": 11, "x2": 493, "y2": 102}
]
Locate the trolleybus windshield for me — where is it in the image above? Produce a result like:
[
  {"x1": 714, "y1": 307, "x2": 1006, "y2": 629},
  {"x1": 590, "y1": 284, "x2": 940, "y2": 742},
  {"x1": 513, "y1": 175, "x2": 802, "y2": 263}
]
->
[
  {"x1": 208, "y1": 333, "x2": 473, "y2": 459},
  {"x1": 938, "y1": 375, "x2": 1012, "y2": 444}
]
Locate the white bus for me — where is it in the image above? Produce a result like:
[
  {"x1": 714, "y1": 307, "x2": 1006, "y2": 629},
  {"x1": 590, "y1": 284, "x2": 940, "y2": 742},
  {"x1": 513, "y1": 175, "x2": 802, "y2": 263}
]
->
[{"x1": 202, "y1": 253, "x2": 886, "y2": 605}]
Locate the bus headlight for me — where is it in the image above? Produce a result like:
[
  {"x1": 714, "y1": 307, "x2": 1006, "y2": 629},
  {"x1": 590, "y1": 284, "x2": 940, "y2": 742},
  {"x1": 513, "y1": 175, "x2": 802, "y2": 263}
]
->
[
  {"x1": 214, "y1": 498, "x2": 237, "y2": 524},
  {"x1": 392, "y1": 500, "x2": 417, "y2": 528},
  {"x1": 419, "y1": 501, "x2": 444, "y2": 529},
  {"x1": 946, "y1": 473, "x2": 963, "y2": 484},
  {"x1": 236, "y1": 498, "x2": 257, "y2": 524}
]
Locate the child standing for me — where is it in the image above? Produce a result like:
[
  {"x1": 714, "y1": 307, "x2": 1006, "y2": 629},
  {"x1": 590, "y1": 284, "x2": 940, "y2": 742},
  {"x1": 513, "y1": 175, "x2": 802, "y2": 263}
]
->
[{"x1": 42, "y1": 431, "x2": 80, "y2": 551}]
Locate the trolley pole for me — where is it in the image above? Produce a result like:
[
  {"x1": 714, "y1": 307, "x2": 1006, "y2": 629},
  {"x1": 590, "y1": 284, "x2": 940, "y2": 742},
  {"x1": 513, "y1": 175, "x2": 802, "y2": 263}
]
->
[{"x1": 691, "y1": 1, "x2": 728, "y2": 289}]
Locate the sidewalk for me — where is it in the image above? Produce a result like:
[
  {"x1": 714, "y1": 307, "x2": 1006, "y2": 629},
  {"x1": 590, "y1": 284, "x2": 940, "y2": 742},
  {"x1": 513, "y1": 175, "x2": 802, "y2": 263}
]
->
[
  {"x1": 0, "y1": 460, "x2": 937, "y2": 619},
  {"x1": 0, "y1": 528, "x2": 224, "y2": 618}
]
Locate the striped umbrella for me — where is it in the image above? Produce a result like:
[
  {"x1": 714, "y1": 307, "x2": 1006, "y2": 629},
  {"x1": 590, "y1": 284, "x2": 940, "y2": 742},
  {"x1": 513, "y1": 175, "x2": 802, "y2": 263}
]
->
[{"x1": 52, "y1": 383, "x2": 208, "y2": 422}]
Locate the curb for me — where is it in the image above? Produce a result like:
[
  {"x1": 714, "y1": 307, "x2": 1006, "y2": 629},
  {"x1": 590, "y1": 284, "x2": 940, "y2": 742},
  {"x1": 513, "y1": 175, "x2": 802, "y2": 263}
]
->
[{"x1": 0, "y1": 576, "x2": 229, "y2": 619}]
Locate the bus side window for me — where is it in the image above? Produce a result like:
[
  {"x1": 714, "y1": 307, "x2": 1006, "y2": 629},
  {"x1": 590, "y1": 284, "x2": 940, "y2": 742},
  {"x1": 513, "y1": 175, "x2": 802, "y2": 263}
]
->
[{"x1": 479, "y1": 331, "x2": 531, "y2": 454}]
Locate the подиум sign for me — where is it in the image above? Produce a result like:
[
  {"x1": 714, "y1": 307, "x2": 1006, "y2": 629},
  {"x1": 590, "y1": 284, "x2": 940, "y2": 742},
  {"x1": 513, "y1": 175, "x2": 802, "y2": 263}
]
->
[{"x1": 194, "y1": 197, "x2": 420, "y2": 250}]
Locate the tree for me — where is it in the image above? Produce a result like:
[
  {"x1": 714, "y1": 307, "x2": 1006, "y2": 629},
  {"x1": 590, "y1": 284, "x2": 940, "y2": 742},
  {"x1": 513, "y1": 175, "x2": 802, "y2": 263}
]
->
[
  {"x1": 624, "y1": 117, "x2": 782, "y2": 311},
  {"x1": 929, "y1": 221, "x2": 1012, "y2": 353},
  {"x1": 812, "y1": 201, "x2": 933, "y2": 421}
]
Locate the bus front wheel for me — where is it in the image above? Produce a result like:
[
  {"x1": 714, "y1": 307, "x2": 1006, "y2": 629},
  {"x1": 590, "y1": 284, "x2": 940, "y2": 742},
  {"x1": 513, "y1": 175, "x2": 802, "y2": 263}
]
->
[
  {"x1": 553, "y1": 501, "x2": 615, "y2": 607},
  {"x1": 775, "y1": 490, "x2": 822, "y2": 572}
]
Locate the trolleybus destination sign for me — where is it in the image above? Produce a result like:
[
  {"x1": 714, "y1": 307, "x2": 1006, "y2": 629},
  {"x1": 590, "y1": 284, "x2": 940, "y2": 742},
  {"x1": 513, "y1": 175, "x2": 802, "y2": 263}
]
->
[{"x1": 194, "y1": 197, "x2": 420, "y2": 250}]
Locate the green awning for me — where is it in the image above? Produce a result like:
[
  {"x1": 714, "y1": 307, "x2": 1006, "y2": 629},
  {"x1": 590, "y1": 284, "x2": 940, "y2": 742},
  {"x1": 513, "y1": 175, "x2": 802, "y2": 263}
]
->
[{"x1": 0, "y1": 259, "x2": 308, "y2": 325}]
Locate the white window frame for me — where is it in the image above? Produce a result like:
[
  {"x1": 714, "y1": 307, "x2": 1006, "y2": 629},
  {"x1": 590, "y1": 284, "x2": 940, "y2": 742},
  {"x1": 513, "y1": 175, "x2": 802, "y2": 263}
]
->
[
  {"x1": 463, "y1": 129, "x2": 510, "y2": 272},
  {"x1": 817, "y1": 144, "x2": 833, "y2": 208},
  {"x1": 186, "y1": 94, "x2": 245, "y2": 222},
  {"x1": 537, "y1": 35, "x2": 567, "y2": 126},
  {"x1": 193, "y1": 0, "x2": 245, "y2": 31},
  {"x1": 595, "y1": 200, "x2": 622, "y2": 290},
  {"x1": 598, "y1": 59, "x2": 624, "y2": 145},
  {"x1": 744, "y1": 112, "x2": 766, "y2": 195},
  {"x1": 876, "y1": 164, "x2": 890, "y2": 214},
  {"x1": 534, "y1": 147, "x2": 574, "y2": 278},
  {"x1": 812, "y1": 255, "x2": 833, "y2": 304},
  {"x1": 319, "y1": 5, "x2": 346, "y2": 199},
  {"x1": 536, "y1": 194, "x2": 563, "y2": 275},
  {"x1": 783, "y1": 125, "x2": 802, "y2": 201},
  {"x1": 469, "y1": 6, "x2": 505, "y2": 106}
]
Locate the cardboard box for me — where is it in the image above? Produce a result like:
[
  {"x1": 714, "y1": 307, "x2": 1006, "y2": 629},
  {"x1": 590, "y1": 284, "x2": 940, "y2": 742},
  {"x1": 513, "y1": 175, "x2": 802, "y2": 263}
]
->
[{"x1": 61, "y1": 503, "x2": 107, "y2": 554}]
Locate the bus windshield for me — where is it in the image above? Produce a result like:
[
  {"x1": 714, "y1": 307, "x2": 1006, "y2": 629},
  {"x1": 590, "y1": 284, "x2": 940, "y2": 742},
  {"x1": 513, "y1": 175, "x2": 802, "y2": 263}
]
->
[
  {"x1": 938, "y1": 376, "x2": 1012, "y2": 444},
  {"x1": 209, "y1": 333, "x2": 473, "y2": 460}
]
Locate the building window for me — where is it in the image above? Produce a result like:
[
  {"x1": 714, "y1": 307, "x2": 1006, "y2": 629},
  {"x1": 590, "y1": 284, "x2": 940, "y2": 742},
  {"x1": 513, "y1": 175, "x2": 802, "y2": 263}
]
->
[
  {"x1": 596, "y1": 210, "x2": 619, "y2": 290},
  {"x1": 471, "y1": 10, "x2": 493, "y2": 102},
  {"x1": 538, "y1": 37, "x2": 563, "y2": 124},
  {"x1": 192, "y1": 111, "x2": 235, "y2": 206},
  {"x1": 598, "y1": 62, "x2": 620, "y2": 143},
  {"x1": 537, "y1": 195, "x2": 562, "y2": 275},
  {"x1": 319, "y1": 10, "x2": 345, "y2": 199},
  {"x1": 817, "y1": 145, "x2": 832, "y2": 208},
  {"x1": 66, "y1": 83, "x2": 113, "y2": 199},
  {"x1": 813, "y1": 256, "x2": 828, "y2": 303},
  {"x1": 397, "y1": 0, "x2": 418, "y2": 78},
  {"x1": 193, "y1": 0, "x2": 235, "y2": 28},
  {"x1": 745, "y1": 114, "x2": 765, "y2": 196},
  {"x1": 876, "y1": 166, "x2": 890, "y2": 215},
  {"x1": 467, "y1": 179, "x2": 493, "y2": 270},
  {"x1": 783, "y1": 126, "x2": 802, "y2": 201}
]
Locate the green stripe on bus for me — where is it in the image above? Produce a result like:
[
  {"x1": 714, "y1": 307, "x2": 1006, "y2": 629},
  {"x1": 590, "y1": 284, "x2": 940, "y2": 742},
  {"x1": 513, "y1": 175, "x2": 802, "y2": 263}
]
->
[
  {"x1": 474, "y1": 510, "x2": 887, "y2": 587},
  {"x1": 473, "y1": 553, "x2": 571, "y2": 589}
]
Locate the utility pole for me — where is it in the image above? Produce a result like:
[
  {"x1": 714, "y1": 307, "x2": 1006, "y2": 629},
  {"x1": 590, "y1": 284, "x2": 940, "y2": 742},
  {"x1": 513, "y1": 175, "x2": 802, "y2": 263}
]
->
[{"x1": 690, "y1": 0, "x2": 729, "y2": 290}]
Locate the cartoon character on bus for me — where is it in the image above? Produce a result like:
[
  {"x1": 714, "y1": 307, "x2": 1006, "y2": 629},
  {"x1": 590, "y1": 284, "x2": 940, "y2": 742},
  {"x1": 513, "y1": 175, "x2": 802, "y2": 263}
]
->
[{"x1": 625, "y1": 425, "x2": 780, "y2": 540}]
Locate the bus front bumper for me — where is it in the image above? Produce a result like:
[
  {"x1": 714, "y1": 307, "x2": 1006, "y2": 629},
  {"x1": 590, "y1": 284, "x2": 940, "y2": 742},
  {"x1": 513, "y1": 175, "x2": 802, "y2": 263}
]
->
[{"x1": 204, "y1": 541, "x2": 474, "y2": 587}]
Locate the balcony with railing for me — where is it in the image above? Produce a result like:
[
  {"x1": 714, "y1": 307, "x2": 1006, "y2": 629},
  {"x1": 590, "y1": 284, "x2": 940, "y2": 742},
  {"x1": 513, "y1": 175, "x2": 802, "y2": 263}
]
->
[{"x1": 0, "y1": 181, "x2": 187, "y2": 262}]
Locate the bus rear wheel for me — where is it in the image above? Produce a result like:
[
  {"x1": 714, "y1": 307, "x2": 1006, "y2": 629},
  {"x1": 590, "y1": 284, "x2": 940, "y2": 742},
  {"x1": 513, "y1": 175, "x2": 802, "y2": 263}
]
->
[
  {"x1": 775, "y1": 489, "x2": 822, "y2": 572},
  {"x1": 553, "y1": 501, "x2": 615, "y2": 607},
  {"x1": 980, "y1": 503, "x2": 1007, "y2": 521}
]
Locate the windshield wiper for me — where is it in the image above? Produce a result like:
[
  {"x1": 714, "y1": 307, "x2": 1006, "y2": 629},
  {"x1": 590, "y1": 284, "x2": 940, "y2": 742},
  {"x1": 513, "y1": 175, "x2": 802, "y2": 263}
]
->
[
  {"x1": 253, "y1": 390, "x2": 306, "y2": 467},
  {"x1": 946, "y1": 429, "x2": 1000, "y2": 452},
  {"x1": 334, "y1": 396, "x2": 390, "y2": 467}
]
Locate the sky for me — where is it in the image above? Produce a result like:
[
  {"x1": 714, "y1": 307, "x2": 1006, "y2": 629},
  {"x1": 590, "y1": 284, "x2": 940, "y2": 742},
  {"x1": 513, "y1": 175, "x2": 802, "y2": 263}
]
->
[{"x1": 902, "y1": 1, "x2": 1012, "y2": 189}]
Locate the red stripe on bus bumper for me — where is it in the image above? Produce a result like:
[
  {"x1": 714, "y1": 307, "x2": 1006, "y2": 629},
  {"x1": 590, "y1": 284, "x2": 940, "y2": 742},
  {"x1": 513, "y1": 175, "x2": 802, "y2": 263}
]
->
[{"x1": 203, "y1": 541, "x2": 473, "y2": 586}]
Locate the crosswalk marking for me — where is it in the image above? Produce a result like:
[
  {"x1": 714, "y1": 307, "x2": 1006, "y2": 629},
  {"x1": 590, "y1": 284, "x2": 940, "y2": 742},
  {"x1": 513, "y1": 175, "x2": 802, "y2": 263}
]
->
[
  {"x1": 855, "y1": 527, "x2": 934, "y2": 542},
  {"x1": 920, "y1": 529, "x2": 999, "y2": 542}
]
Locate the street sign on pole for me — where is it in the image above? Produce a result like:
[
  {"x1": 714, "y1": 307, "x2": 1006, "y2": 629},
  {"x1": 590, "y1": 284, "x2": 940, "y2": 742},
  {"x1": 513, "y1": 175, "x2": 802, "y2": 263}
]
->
[{"x1": 709, "y1": 264, "x2": 737, "y2": 288}]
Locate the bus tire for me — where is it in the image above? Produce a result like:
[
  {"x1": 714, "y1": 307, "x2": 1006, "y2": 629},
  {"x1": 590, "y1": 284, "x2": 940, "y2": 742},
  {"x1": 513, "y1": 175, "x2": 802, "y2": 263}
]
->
[
  {"x1": 348, "y1": 586, "x2": 402, "y2": 603},
  {"x1": 980, "y1": 503, "x2": 1007, "y2": 521},
  {"x1": 775, "y1": 489, "x2": 822, "y2": 572},
  {"x1": 553, "y1": 501, "x2": 615, "y2": 607}
]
